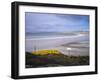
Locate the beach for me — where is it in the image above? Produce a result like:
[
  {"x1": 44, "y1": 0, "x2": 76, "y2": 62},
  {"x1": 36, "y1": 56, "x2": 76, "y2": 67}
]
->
[{"x1": 25, "y1": 33, "x2": 89, "y2": 56}]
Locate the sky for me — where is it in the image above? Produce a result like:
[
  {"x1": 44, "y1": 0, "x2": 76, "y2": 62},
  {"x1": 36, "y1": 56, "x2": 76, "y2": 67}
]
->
[{"x1": 25, "y1": 12, "x2": 89, "y2": 33}]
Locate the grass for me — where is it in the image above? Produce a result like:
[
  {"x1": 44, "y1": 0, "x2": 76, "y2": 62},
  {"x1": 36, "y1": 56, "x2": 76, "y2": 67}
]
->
[{"x1": 26, "y1": 50, "x2": 89, "y2": 68}]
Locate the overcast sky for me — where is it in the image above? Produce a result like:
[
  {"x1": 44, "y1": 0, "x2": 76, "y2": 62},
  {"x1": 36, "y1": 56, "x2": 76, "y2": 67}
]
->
[{"x1": 25, "y1": 12, "x2": 89, "y2": 33}]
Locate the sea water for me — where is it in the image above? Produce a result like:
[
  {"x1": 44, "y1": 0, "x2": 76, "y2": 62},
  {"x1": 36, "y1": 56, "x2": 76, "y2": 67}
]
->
[{"x1": 25, "y1": 33, "x2": 89, "y2": 56}]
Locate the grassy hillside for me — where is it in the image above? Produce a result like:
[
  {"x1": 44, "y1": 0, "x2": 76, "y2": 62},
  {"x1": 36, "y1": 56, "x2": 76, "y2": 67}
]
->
[{"x1": 26, "y1": 50, "x2": 89, "y2": 68}]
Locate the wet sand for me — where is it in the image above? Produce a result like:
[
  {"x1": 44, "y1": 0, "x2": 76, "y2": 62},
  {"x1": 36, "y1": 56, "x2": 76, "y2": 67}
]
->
[{"x1": 25, "y1": 34, "x2": 89, "y2": 56}]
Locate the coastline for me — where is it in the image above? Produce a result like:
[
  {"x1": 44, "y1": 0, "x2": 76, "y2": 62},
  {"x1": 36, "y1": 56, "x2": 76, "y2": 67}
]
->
[
  {"x1": 25, "y1": 34, "x2": 87, "y2": 40},
  {"x1": 25, "y1": 33, "x2": 89, "y2": 56}
]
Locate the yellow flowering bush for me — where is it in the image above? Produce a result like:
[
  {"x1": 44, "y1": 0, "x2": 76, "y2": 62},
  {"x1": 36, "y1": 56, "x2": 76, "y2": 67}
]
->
[{"x1": 32, "y1": 49, "x2": 60, "y2": 55}]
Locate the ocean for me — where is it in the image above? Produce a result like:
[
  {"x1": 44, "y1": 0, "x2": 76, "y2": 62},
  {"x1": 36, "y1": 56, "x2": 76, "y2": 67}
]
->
[{"x1": 25, "y1": 32, "x2": 89, "y2": 56}]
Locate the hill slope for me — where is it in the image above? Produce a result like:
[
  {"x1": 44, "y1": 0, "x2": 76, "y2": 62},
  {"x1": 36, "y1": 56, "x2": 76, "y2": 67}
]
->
[{"x1": 26, "y1": 50, "x2": 89, "y2": 68}]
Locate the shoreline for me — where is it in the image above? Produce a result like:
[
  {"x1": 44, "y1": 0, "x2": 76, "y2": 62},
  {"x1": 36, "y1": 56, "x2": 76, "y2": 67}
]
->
[
  {"x1": 25, "y1": 34, "x2": 87, "y2": 40},
  {"x1": 25, "y1": 34, "x2": 89, "y2": 56}
]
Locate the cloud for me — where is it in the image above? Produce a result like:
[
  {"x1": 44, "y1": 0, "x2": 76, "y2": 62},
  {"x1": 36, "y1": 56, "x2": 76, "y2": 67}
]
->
[{"x1": 25, "y1": 12, "x2": 89, "y2": 33}]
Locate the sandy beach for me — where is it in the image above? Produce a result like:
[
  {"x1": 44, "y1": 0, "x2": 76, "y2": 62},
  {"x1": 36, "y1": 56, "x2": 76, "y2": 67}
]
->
[{"x1": 25, "y1": 33, "x2": 89, "y2": 56}]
